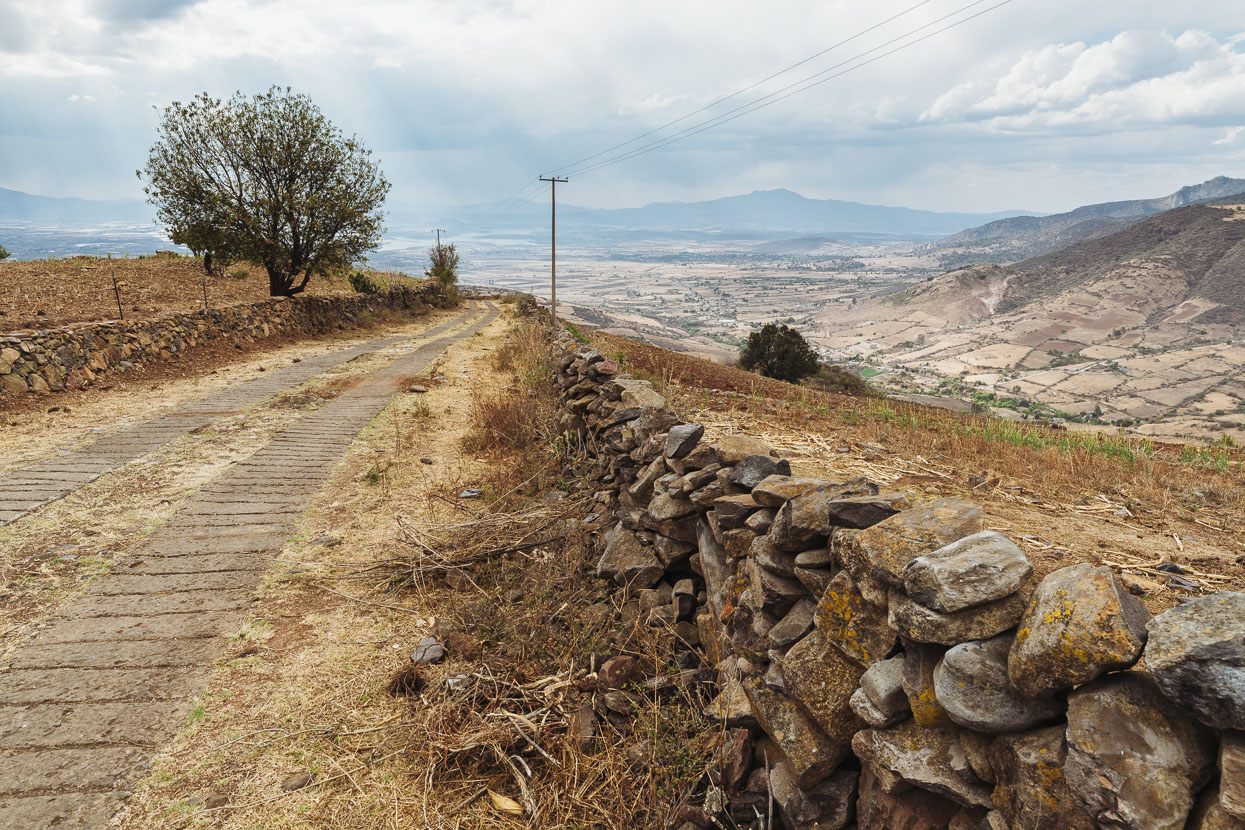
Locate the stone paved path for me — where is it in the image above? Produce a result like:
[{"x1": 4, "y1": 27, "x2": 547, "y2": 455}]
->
[
  {"x1": 0, "y1": 307, "x2": 479, "y2": 529},
  {"x1": 0, "y1": 303, "x2": 499, "y2": 828}
]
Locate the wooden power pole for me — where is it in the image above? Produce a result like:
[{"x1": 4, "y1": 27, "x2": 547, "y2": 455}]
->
[
  {"x1": 538, "y1": 176, "x2": 567, "y2": 332},
  {"x1": 432, "y1": 228, "x2": 446, "y2": 247}
]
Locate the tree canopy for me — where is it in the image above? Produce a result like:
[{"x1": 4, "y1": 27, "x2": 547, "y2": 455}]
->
[
  {"x1": 0, "y1": 244, "x2": 9, "y2": 261},
  {"x1": 738, "y1": 322, "x2": 820, "y2": 383},
  {"x1": 426, "y1": 243, "x2": 460, "y2": 302},
  {"x1": 139, "y1": 87, "x2": 389, "y2": 297}
]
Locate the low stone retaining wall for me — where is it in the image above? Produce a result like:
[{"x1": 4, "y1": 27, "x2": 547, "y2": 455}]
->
[
  {"x1": 0, "y1": 283, "x2": 447, "y2": 395},
  {"x1": 553, "y1": 333, "x2": 1245, "y2": 830}
]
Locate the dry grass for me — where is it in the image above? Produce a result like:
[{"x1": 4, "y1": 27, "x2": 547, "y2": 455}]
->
[
  {"x1": 120, "y1": 310, "x2": 723, "y2": 829},
  {"x1": 0, "y1": 253, "x2": 419, "y2": 331}
]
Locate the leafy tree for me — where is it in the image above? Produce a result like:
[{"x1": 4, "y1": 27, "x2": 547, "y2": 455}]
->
[
  {"x1": 0, "y1": 244, "x2": 9, "y2": 261},
  {"x1": 139, "y1": 86, "x2": 390, "y2": 297},
  {"x1": 426, "y1": 242, "x2": 460, "y2": 303},
  {"x1": 739, "y1": 323, "x2": 820, "y2": 383}
]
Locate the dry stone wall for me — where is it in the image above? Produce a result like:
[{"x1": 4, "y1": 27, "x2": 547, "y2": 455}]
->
[
  {"x1": 552, "y1": 333, "x2": 1245, "y2": 830},
  {"x1": 0, "y1": 283, "x2": 447, "y2": 396}
]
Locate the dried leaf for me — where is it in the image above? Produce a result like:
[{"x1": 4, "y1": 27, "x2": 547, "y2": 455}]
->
[{"x1": 488, "y1": 789, "x2": 524, "y2": 815}]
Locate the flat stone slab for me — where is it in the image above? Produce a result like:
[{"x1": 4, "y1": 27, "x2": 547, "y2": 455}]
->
[
  {"x1": 9, "y1": 638, "x2": 223, "y2": 670},
  {"x1": 0, "y1": 699, "x2": 191, "y2": 748},
  {"x1": 0, "y1": 668, "x2": 207, "y2": 705},
  {"x1": 85, "y1": 571, "x2": 260, "y2": 595},
  {"x1": 0, "y1": 747, "x2": 149, "y2": 796},
  {"x1": 0, "y1": 792, "x2": 127, "y2": 830},
  {"x1": 70, "y1": 589, "x2": 252, "y2": 617},
  {"x1": 39, "y1": 611, "x2": 245, "y2": 643},
  {"x1": 114, "y1": 554, "x2": 271, "y2": 574}
]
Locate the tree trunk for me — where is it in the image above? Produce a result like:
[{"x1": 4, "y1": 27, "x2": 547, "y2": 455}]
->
[{"x1": 267, "y1": 267, "x2": 291, "y2": 297}]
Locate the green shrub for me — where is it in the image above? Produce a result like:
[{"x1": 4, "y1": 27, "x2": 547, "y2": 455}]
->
[
  {"x1": 739, "y1": 322, "x2": 819, "y2": 383},
  {"x1": 348, "y1": 270, "x2": 382, "y2": 294},
  {"x1": 0, "y1": 244, "x2": 9, "y2": 261}
]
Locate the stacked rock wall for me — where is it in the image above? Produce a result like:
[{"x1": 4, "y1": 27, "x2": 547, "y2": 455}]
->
[
  {"x1": 0, "y1": 283, "x2": 447, "y2": 395},
  {"x1": 553, "y1": 333, "x2": 1245, "y2": 830}
]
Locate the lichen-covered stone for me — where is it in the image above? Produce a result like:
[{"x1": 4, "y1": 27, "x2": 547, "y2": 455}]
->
[
  {"x1": 989, "y1": 725, "x2": 1095, "y2": 830},
  {"x1": 933, "y1": 634, "x2": 1062, "y2": 733},
  {"x1": 814, "y1": 570, "x2": 897, "y2": 666},
  {"x1": 1145, "y1": 592, "x2": 1245, "y2": 731},
  {"x1": 851, "y1": 686, "x2": 905, "y2": 728},
  {"x1": 744, "y1": 676, "x2": 847, "y2": 788},
  {"x1": 1008, "y1": 563, "x2": 1149, "y2": 698},
  {"x1": 852, "y1": 720, "x2": 993, "y2": 808},
  {"x1": 889, "y1": 589, "x2": 1025, "y2": 646},
  {"x1": 902, "y1": 640, "x2": 952, "y2": 728},
  {"x1": 1064, "y1": 672, "x2": 1216, "y2": 830},
  {"x1": 860, "y1": 655, "x2": 910, "y2": 721},
  {"x1": 783, "y1": 629, "x2": 866, "y2": 746},
  {"x1": 902, "y1": 531, "x2": 1033, "y2": 613},
  {"x1": 851, "y1": 498, "x2": 984, "y2": 586}
]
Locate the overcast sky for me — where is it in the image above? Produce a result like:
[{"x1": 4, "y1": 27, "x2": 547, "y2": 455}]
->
[{"x1": 1, "y1": 0, "x2": 1243, "y2": 214}]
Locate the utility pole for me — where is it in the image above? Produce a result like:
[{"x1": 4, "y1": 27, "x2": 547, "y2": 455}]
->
[
  {"x1": 432, "y1": 228, "x2": 446, "y2": 247},
  {"x1": 538, "y1": 176, "x2": 567, "y2": 332}
]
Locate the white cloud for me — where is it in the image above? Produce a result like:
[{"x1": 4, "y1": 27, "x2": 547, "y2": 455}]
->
[{"x1": 923, "y1": 30, "x2": 1245, "y2": 131}]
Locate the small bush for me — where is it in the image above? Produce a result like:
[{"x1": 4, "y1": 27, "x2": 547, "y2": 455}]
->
[
  {"x1": 0, "y1": 244, "x2": 10, "y2": 261},
  {"x1": 739, "y1": 322, "x2": 819, "y2": 383},
  {"x1": 348, "y1": 270, "x2": 382, "y2": 294}
]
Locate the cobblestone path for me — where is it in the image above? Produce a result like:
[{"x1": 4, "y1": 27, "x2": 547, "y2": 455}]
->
[
  {"x1": 0, "y1": 303, "x2": 499, "y2": 828},
  {"x1": 0, "y1": 307, "x2": 479, "y2": 528}
]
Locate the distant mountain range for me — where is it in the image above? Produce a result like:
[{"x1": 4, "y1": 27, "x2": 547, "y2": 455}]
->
[
  {"x1": 0, "y1": 188, "x2": 153, "y2": 225},
  {"x1": 442, "y1": 188, "x2": 1035, "y2": 242},
  {"x1": 931, "y1": 176, "x2": 1245, "y2": 265}
]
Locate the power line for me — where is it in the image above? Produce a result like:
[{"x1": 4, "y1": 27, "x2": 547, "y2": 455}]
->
[
  {"x1": 562, "y1": 0, "x2": 1011, "y2": 179},
  {"x1": 542, "y1": 0, "x2": 941, "y2": 179}
]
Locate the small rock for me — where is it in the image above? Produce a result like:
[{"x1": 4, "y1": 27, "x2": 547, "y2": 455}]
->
[
  {"x1": 850, "y1": 497, "x2": 985, "y2": 586},
  {"x1": 850, "y1": 687, "x2": 903, "y2": 728},
  {"x1": 595, "y1": 524, "x2": 663, "y2": 591},
  {"x1": 420, "y1": 457, "x2": 433, "y2": 465},
  {"x1": 1222, "y1": 731, "x2": 1245, "y2": 820},
  {"x1": 281, "y1": 772, "x2": 314, "y2": 792},
  {"x1": 204, "y1": 793, "x2": 229, "y2": 809},
  {"x1": 1145, "y1": 591, "x2": 1245, "y2": 730},
  {"x1": 713, "y1": 493, "x2": 761, "y2": 529},
  {"x1": 744, "y1": 676, "x2": 846, "y2": 789},
  {"x1": 769, "y1": 597, "x2": 816, "y2": 648},
  {"x1": 410, "y1": 636, "x2": 446, "y2": 665},
  {"x1": 795, "y1": 548, "x2": 834, "y2": 568},
  {"x1": 600, "y1": 655, "x2": 641, "y2": 690},
  {"x1": 704, "y1": 677, "x2": 757, "y2": 728},
  {"x1": 408, "y1": 384, "x2": 428, "y2": 393},
  {"x1": 769, "y1": 760, "x2": 858, "y2": 830},
  {"x1": 458, "y1": 488, "x2": 483, "y2": 499},
  {"x1": 1064, "y1": 672, "x2": 1215, "y2": 830},
  {"x1": 665, "y1": 423, "x2": 705, "y2": 458},
  {"x1": 814, "y1": 570, "x2": 897, "y2": 666},
  {"x1": 888, "y1": 588, "x2": 1025, "y2": 646},
  {"x1": 934, "y1": 634, "x2": 1061, "y2": 733},
  {"x1": 859, "y1": 655, "x2": 910, "y2": 721},
  {"x1": 751, "y1": 475, "x2": 829, "y2": 507},
  {"x1": 782, "y1": 629, "x2": 867, "y2": 746},
  {"x1": 990, "y1": 725, "x2": 1095, "y2": 830},
  {"x1": 728, "y1": 454, "x2": 792, "y2": 489},
  {"x1": 856, "y1": 765, "x2": 961, "y2": 830},
  {"x1": 714, "y1": 435, "x2": 774, "y2": 465},
  {"x1": 852, "y1": 720, "x2": 992, "y2": 808},
  {"x1": 647, "y1": 491, "x2": 696, "y2": 521},
  {"x1": 902, "y1": 530, "x2": 1033, "y2": 612},
  {"x1": 902, "y1": 640, "x2": 952, "y2": 728},
  {"x1": 1008, "y1": 563, "x2": 1149, "y2": 698}
]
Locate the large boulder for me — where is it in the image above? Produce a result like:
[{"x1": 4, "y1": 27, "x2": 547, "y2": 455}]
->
[
  {"x1": 989, "y1": 725, "x2": 1096, "y2": 830},
  {"x1": 851, "y1": 721, "x2": 993, "y2": 808},
  {"x1": 933, "y1": 634, "x2": 1061, "y2": 733},
  {"x1": 1008, "y1": 564, "x2": 1150, "y2": 698},
  {"x1": 782, "y1": 629, "x2": 867, "y2": 746},
  {"x1": 753, "y1": 475, "x2": 833, "y2": 507},
  {"x1": 888, "y1": 589, "x2": 1025, "y2": 646},
  {"x1": 715, "y1": 435, "x2": 775, "y2": 465},
  {"x1": 902, "y1": 531, "x2": 1032, "y2": 612},
  {"x1": 849, "y1": 498, "x2": 984, "y2": 586},
  {"x1": 1064, "y1": 672, "x2": 1216, "y2": 830},
  {"x1": 1145, "y1": 592, "x2": 1245, "y2": 731},
  {"x1": 744, "y1": 677, "x2": 847, "y2": 788},
  {"x1": 814, "y1": 570, "x2": 898, "y2": 666}
]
